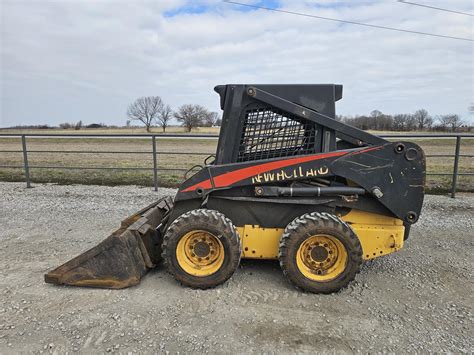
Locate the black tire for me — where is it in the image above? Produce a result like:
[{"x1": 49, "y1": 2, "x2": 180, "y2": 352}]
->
[
  {"x1": 162, "y1": 209, "x2": 241, "y2": 289},
  {"x1": 279, "y1": 212, "x2": 363, "y2": 294}
]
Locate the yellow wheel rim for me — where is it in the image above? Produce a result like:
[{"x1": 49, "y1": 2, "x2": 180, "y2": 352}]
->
[
  {"x1": 176, "y1": 230, "x2": 225, "y2": 277},
  {"x1": 296, "y1": 235, "x2": 348, "y2": 282}
]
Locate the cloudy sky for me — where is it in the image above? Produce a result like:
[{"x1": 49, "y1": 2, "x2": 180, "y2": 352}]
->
[{"x1": 1, "y1": 0, "x2": 472, "y2": 127}]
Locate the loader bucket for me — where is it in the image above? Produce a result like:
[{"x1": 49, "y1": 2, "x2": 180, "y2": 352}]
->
[{"x1": 45, "y1": 197, "x2": 173, "y2": 289}]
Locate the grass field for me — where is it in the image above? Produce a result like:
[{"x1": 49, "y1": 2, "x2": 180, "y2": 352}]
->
[{"x1": 0, "y1": 128, "x2": 472, "y2": 192}]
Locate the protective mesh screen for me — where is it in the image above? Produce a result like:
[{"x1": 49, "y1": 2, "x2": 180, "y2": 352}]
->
[{"x1": 237, "y1": 108, "x2": 318, "y2": 162}]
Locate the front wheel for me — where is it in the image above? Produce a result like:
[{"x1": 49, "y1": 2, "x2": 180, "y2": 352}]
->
[
  {"x1": 279, "y1": 212, "x2": 362, "y2": 294},
  {"x1": 161, "y1": 209, "x2": 241, "y2": 289}
]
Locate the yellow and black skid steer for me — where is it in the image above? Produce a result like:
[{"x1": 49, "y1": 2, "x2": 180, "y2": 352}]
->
[{"x1": 45, "y1": 84, "x2": 425, "y2": 293}]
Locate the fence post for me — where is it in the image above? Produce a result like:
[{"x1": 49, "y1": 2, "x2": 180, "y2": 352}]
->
[
  {"x1": 450, "y1": 136, "x2": 461, "y2": 198},
  {"x1": 152, "y1": 136, "x2": 158, "y2": 191},
  {"x1": 21, "y1": 135, "x2": 31, "y2": 188}
]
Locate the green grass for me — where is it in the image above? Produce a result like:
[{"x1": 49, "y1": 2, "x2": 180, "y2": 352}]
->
[
  {"x1": 0, "y1": 168, "x2": 182, "y2": 188},
  {"x1": 0, "y1": 132, "x2": 472, "y2": 192}
]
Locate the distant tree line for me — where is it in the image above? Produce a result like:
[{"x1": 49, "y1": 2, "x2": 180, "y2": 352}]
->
[
  {"x1": 126, "y1": 96, "x2": 221, "y2": 132},
  {"x1": 3, "y1": 122, "x2": 107, "y2": 130},
  {"x1": 338, "y1": 109, "x2": 469, "y2": 132},
  {"x1": 6, "y1": 104, "x2": 471, "y2": 133},
  {"x1": 51, "y1": 96, "x2": 221, "y2": 133}
]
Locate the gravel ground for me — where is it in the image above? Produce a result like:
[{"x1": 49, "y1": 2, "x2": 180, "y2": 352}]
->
[{"x1": 0, "y1": 182, "x2": 472, "y2": 353}]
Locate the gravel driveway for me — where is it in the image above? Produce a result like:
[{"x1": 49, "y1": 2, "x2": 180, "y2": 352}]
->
[{"x1": 0, "y1": 182, "x2": 472, "y2": 353}]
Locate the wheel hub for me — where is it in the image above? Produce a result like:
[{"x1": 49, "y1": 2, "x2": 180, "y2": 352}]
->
[
  {"x1": 185, "y1": 232, "x2": 221, "y2": 266},
  {"x1": 310, "y1": 245, "x2": 329, "y2": 262},
  {"x1": 193, "y1": 241, "x2": 211, "y2": 258},
  {"x1": 296, "y1": 234, "x2": 348, "y2": 281},
  {"x1": 176, "y1": 230, "x2": 225, "y2": 277}
]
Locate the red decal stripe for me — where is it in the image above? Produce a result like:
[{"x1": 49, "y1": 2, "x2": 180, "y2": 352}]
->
[
  {"x1": 182, "y1": 150, "x2": 349, "y2": 192},
  {"x1": 347, "y1": 145, "x2": 383, "y2": 156}
]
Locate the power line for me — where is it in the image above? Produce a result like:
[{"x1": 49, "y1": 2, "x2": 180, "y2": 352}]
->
[
  {"x1": 223, "y1": 1, "x2": 473, "y2": 42},
  {"x1": 398, "y1": 1, "x2": 473, "y2": 17}
]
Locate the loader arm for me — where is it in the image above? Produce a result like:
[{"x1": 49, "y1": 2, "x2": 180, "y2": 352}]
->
[{"x1": 175, "y1": 141, "x2": 425, "y2": 223}]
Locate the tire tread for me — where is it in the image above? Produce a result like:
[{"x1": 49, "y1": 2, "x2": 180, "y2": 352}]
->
[{"x1": 279, "y1": 212, "x2": 363, "y2": 294}]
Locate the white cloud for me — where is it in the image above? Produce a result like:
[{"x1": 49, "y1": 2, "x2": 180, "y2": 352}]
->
[{"x1": 1, "y1": 0, "x2": 472, "y2": 126}]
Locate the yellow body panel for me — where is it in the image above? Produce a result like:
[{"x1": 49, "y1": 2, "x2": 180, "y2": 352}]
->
[
  {"x1": 340, "y1": 209, "x2": 405, "y2": 260},
  {"x1": 339, "y1": 209, "x2": 404, "y2": 226},
  {"x1": 237, "y1": 210, "x2": 405, "y2": 261},
  {"x1": 349, "y1": 224, "x2": 404, "y2": 260},
  {"x1": 237, "y1": 226, "x2": 281, "y2": 259}
]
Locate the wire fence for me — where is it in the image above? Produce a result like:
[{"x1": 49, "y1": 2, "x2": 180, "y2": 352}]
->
[{"x1": 0, "y1": 133, "x2": 472, "y2": 197}]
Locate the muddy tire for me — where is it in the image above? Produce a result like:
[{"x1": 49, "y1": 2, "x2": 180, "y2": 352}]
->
[
  {"x1": 162, "y1": 209, "x2": 241, "y2": 289},
  {"x1": 279, "y1": 212, "x2": 362, "y2": 294}
]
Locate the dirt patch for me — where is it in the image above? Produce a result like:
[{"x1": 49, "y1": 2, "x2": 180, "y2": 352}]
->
[{"x1": 0, "y1": 183, "x2": 472, "y2": 353}]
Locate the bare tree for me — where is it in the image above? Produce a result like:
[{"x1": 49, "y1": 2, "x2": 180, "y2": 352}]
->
[
  {"x1": 157, "y1": 105, "x2": 173, "y2": 133},
  {"x1": 203, "y1": 112, "x2": 220, "y2": 127},
  {"x1": 425, "y1": 116, "x2": 434, "y2": 130},
  {"x1": 437, "y1": 115, "x2": 449, "y2": 131},
  {"x1": 413, "y1": 109, "x2": 430, "y2": 130},
  {"x1": 393, "y1": 114, "x2": 409, "y2": 131},
  {"x1": 59, "y1": 122, "x2": 75, "y2": 129},
  {"x1": 370, "y1": 110, "x2": 383, "y2": 119},
  {"x1": 127, "y1": 96, "x2": 164, "y2": 132},
  {"x1": 174, "y1": 104, "x2": 208, "y2": 132},
  {"x1": 405, "y1": 114, "x2": 417, "y2": 131},
  {"x1": 392, "y1": 114, "x2": 404, "y2": 131},
  {"x1": 438, "y1": 114, "x2": 464, "y2": 132},
  {"x1": 74, "y1": 120, "x2": 83, "y2": 130}
]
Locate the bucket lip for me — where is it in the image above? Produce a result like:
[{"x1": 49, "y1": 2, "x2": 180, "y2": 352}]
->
[
  {"x1": 43, "y1": 230, "x2": 143, "y2": 287},
  {"x1": 44, "y1": 196, "x2": 175, "y2": 288},
  {"x1": 45, "y1": 232, "x2": 125, "y2": 275}
]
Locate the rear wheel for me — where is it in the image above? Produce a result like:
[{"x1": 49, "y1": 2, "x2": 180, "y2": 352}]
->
[
  {"x1": 162, "y1": 209, "x2": 241, "y2": 289},
  {"x1": 279, "y1": 212, "x2": 362, "y2": 294}
]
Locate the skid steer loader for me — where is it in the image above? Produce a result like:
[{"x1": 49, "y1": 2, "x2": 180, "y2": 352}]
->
[{"x1": 45, "y1": 84, "x2": 425, "y2": 293}]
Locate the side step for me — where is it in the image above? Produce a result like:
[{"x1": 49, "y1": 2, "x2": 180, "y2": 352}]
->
[{"x1": 44, "y1": 197, "x2": 174, "y2": 289}]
